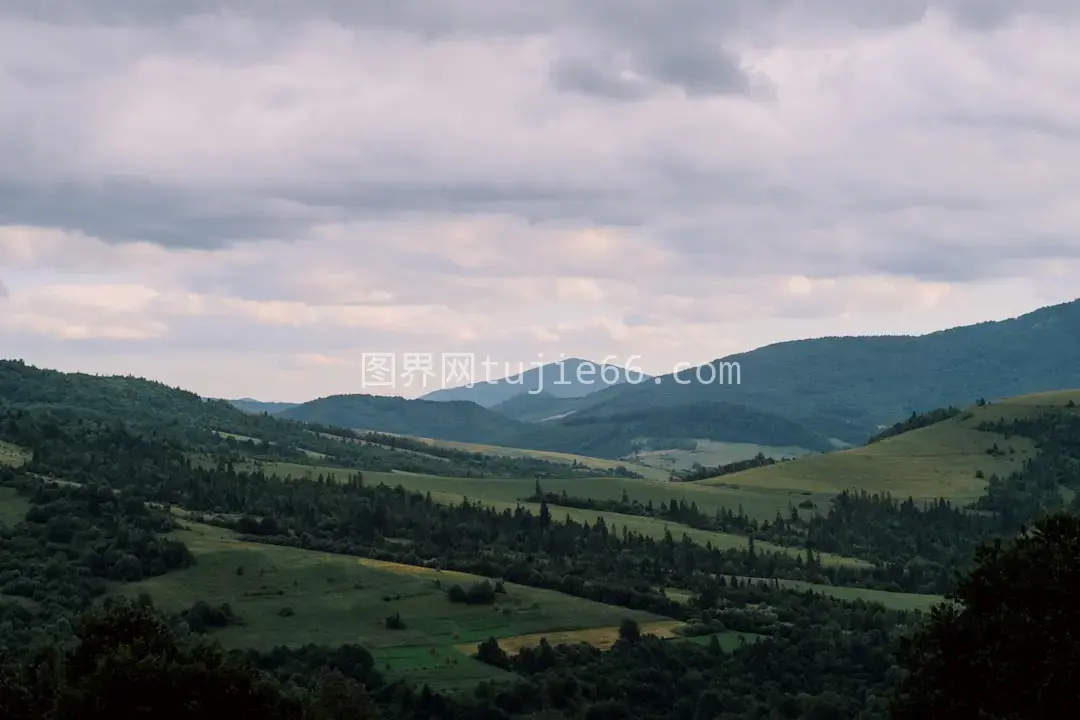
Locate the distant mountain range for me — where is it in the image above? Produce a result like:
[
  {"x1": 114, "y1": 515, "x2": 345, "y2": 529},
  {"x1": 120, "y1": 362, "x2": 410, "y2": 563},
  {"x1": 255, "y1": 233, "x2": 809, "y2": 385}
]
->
[
  {"x1": 418, "y1": 357, "x2": 646, "y2": 407},
  {"x1": 269, "y1": 297, "x2": 1080, "y2": 457}
]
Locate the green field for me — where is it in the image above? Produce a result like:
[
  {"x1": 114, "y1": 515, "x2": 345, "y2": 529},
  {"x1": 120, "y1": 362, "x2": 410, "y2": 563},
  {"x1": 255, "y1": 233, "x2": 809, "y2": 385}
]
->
[
  {"x1": 113, "y1": 521, "x2": 666, "y2": 691},
  {"x1": 242, "y1": 462, "x2": 866, "y2": 568},
  {"x1": 634, "y1": 439, "x2": 816, "y2": 473},
  {"x1": 0, "y1": 486, "x2": 31, "y2": 527},
  {"x1": 402, "y1": 435, "x2": 670, "y2": 480},
  {"x1": 696, "y1": 401, "x2": 1054, "y2": 503},
  {"x1": 0, "y1": 441, "x2": 29, "y2": 468}
]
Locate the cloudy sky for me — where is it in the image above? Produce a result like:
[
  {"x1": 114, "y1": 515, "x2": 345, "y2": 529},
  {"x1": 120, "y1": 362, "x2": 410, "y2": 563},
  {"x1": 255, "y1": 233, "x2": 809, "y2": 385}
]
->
[{"x1": 2, "y1": 0, "x2": 1079, "y2": 401}]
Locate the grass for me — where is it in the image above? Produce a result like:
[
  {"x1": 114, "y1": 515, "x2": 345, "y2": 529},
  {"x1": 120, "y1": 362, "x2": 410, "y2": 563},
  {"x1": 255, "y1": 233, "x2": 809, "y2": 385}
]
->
[
  {"x1": 633, "y1": 440, "x2": 816, "y2": 473},
  {"x1": 453, "y1": 619, "x2": 686, "y2": 656},
  {"x1": 696, "y1": 401, "x2": 1052, "y2": 503},
  {"x1": 112, "y1": 521, "x2": 666, "y2": 691},
  {"x1": 402, "y1": 435, "x2": 671, "y2": 481},
  {"x1": 714, "y1": 578, "x2": 945, "y2": 612},
  {"x1": 240, "y1": 461, "x2": 867, "y2": 568},
  {"x1": 0, "y1": 486, "x2": 31, "y2": 527},
  {"x1": 0, "y1": 441, "x2": 29, "y2": 468}
]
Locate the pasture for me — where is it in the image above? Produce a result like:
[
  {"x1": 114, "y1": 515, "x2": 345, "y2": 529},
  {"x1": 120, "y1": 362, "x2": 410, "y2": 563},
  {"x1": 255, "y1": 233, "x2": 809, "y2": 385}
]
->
[
  {"x1": 698, "y1": 403, "x2": 1044, "y2": 503},
  {"x1": 633, "y1": 439, "x2": 816, "y2": 473},
  {"x1": 453, "y1": 619, "x2": 686, "y2": 656},
  {"x1": 113, "y1": 521, "x2": 665, "y2": 691}
]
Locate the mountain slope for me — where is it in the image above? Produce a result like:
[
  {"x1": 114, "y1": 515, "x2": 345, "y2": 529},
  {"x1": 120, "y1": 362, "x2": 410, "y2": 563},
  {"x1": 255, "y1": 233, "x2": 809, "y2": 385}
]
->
[
  {"x1": 280, "y1": 392, "x2": 834, "y2": 457},
  {"x1": 691, "y1": 391, "x2": 1080, "y2": 502},
  {"x1": 420, "y1": 357, "x2": 648, "y2": 407},
  {"x1": 560, "y1": 298, "x2": 1080, "y2": 443}
]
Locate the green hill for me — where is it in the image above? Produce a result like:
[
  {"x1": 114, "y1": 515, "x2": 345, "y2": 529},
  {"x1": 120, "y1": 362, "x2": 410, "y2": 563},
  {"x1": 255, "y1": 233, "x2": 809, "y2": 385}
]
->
[
  {"x1": 538, "y1": 298, "x2": 1080, "y2": 443},
  {"x1": 0, "y1": 360, "x2": 633, "y2": 479},
  {"x1": 693, "y1": 391, "x2": 1080, "y2": 503}
]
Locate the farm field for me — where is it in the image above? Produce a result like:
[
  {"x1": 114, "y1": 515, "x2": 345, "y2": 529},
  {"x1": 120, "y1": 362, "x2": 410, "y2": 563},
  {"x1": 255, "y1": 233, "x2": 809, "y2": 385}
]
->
[
  {"x1": 239, "y1": 461, "x2": 866, "y2": 567},
  {"x1": 633, "y1": 439, "x2": 817, "y2": 472},
  {"x1": 112, "y1": 521, "x2": 666, "y2": 691},
  {"x1": 697, "y1": 402, "x2": 1047, "y2": 503},
  {"x1": 453, "y1": 619, "x2": 686, "y2": 656}
]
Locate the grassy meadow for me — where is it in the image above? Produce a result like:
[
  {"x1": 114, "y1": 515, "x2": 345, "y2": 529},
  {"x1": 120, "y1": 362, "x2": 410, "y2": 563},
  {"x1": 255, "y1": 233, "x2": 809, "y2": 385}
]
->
[
  {"x1": 113, "y1": 521, "x2": 666, "y2": 690},
  {"x1": 633, "y1": 439, "x2": 816, "y2": 472},
  {"x1": 696, "y1": 402, "x2": 1049, "y2": 503}
]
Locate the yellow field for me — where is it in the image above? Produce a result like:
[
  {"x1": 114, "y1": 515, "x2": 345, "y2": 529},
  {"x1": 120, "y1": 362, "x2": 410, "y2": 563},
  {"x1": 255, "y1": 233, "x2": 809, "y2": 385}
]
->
[
  {"x1": 454, "y1": 619, "x2": 686, "y2": 656},
  {"x1": 696, "y1": 400, "x2": 1056, "y2": 502},
  {"x1": 355, "y1": 557, "x2": 479, "y2": 583}
]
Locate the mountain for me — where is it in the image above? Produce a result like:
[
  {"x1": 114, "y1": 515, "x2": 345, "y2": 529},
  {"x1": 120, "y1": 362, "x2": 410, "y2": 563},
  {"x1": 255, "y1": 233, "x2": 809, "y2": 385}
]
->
[
  {"x1": 225, "y1": 398, "x2": 300, "y2": 415},
  {"x1": 419, "y1": 357, "x2": 648, "y2": 407},
  {"x1": 280, "y1": 392, "x2": 834, "y2": 457},
  {"x1": 532, "y1": 298, "x2": 1080, "y2": 444}
]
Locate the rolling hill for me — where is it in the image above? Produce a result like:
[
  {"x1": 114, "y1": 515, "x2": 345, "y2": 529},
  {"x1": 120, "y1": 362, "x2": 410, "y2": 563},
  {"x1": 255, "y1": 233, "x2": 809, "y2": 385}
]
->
[
  {"x1": 224, "y1": 398, "x2": 300, "y2": 415},
  {"x1": 527, "y1": 297, "x2": 1080, "y2": 444},
  {"x1": 419, "y1": 357, "x2": 648, "y2": 407}
]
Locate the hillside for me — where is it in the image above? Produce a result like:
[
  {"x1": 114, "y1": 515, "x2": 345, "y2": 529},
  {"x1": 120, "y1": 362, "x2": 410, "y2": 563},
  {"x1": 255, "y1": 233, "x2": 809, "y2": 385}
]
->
[
  {"x1": 419, "y1": 357, "x2": 648, "y2": 407},
  {"x1": 489, "y1": 391, "x2": 585, "y2": 422},
  {"x1": 225, "y1": 398, "x2": 300, "y2": 415},
  {"x1": 693, "y1": 391, "x2": 1080, "y2": 502},
  {"x1": 0, "y1": 360, "x2": 634, "y2": 479},
  {"x1": 281, "y1": 392, "x2": 833, "y2": 458},
  {"x1": 536, "y1": 298, "x2": 1080, "y2": 443}
]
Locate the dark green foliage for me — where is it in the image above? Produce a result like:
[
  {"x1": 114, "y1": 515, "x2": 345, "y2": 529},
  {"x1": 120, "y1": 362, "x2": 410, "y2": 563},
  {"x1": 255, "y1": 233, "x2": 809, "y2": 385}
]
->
[
  {"x1": 0, "y1": 599, "x2": 379, "y2": 719},
  {"x1": 675, "y1": 452, "x2": 780, "y2": 482},
  {"x1": 384, "y1": 612, "x2": 405, "y2": 630},
  {"x1": 868, "y1": 406, "x2": 963, "y2": 443},
  {"x1": 890, "y1": 513, "x2": 1080, "y2": 718}
]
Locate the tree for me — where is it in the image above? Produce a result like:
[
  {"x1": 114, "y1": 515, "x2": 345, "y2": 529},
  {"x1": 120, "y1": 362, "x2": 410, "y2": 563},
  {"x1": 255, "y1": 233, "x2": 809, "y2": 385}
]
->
[
  {"x1": 890, "y1": 513, "x2": 1080, "y2": 718},
  {"x1": 0, "y1": 598, "x2": 370, "y2": 719},
  {"x1": 618, "y1": 618, "x2": 640, "y2": 643}
]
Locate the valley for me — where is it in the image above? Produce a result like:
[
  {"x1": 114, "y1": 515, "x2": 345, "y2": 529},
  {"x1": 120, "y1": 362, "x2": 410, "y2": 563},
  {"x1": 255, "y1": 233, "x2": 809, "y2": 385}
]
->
[{"x1": 4, "y1": 339, "x2": 1080, "y2": 718}]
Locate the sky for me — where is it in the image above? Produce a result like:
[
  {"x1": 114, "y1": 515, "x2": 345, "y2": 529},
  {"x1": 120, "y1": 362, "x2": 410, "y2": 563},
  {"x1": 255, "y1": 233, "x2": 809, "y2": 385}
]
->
[{"x1": 2, "y1": 0, "x2": 1080, "y2": 402}]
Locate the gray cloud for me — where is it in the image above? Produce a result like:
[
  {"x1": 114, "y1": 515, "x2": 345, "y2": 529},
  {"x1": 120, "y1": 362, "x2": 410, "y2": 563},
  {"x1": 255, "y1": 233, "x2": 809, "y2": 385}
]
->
[{"x1": 3, "y1": 0, "x2": 1080, "y2": 401}]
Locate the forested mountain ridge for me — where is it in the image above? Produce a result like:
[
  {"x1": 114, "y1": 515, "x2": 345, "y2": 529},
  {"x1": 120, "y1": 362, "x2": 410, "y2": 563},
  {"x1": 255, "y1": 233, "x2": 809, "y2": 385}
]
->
[{"x1": 529, "y1": 298, "x2": 1080, "y2": 443}]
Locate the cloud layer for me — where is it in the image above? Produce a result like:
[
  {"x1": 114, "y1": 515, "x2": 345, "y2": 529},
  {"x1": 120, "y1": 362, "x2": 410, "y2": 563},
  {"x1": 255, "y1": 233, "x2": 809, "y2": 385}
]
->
[{"x1": 2, "y1": 1, "x2": 1079, "y2": 400}]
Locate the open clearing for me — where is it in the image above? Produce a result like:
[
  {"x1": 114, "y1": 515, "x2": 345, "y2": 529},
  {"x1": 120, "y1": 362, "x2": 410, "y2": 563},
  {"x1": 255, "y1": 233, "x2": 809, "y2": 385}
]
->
[
  {"x1": 696, "y1": 401, "x2": 1057, "y2": 503},
  {"x1": 633, "y1": 440, "x2": 816, "y2": 473},
  {"x1": 0, "y1": 486, "x2": 31, "y2": 527},
  {"x1": 0, "y1": 441, "x2": 29, "y2": 468},
  {"x1": 243, "y1": 461, "x2": 866, "y2": 568},
  {"x1": 689, "y1": 578, "x2": 945, "y2": 612},
  {"x1": 398, "y1": 435, "x2": 671, "y2": 481},
  {"x1": 453, "y1": 619, "x2": 686, "y2": 656},
  {"x1": 112, "y1": 521, "x2": 665, "y2": 690},
  {"x1": 250, "y1": 459, "x2": 837, "y2": 525}
]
